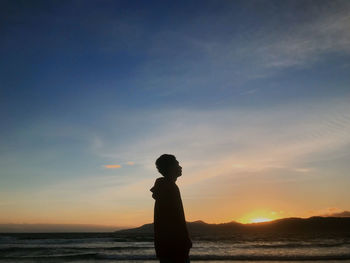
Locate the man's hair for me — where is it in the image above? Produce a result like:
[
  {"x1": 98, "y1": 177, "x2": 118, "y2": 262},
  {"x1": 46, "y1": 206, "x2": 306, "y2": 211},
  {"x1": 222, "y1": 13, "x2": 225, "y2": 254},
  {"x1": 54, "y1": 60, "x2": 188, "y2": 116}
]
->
[{"x1": 155, "y1": 154, "x2": 177, "y2": 176}]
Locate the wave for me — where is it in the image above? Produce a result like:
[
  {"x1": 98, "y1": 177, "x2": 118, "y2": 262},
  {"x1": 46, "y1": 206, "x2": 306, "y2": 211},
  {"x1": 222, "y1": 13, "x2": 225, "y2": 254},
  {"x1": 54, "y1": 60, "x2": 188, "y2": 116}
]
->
[
  {"x1": 0, "y1": 238, "x2": 118, "y2": 245},
  {"x1": 244, "y1": 242, "x2": 350, "y2": 249},
  {"x1": 2, "y1": 253, "x2": 350, "y2": 261},
  {"x1": 0, "y1": 246, "x2": 152, "y2": 252}
]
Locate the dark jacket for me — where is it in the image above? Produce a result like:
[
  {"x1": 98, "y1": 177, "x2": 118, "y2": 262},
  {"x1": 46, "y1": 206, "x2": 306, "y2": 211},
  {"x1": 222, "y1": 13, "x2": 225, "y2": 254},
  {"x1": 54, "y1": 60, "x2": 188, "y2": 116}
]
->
[{"x1": 150, "y1": 177, "x2": 192, "y2": 260}]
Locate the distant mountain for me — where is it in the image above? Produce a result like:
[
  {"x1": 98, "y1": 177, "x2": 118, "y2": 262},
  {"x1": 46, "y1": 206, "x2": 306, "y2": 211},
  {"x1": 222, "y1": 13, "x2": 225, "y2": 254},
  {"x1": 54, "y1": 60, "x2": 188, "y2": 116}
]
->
[
  {"x1": 327, "y1": 210, "x2": 350, "y2": 217},
  {"x1": 116, "y1": 217, "x2": 350, "y2": 239}
]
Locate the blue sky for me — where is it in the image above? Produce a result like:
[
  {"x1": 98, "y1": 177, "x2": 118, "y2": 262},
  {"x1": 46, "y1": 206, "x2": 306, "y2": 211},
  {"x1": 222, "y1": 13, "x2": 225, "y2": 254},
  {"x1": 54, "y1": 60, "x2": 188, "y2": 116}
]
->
[{"x1": 1, "y1": 0, "x2": 350, "y2": 226}]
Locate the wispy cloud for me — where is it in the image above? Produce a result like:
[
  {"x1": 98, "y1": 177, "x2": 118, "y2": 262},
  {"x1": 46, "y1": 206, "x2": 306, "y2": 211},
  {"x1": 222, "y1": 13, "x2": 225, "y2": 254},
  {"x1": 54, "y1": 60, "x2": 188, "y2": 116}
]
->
[
  {"x1": 252, "y1": 5, "x2": 350, "y2": 69},
  {"x1": 93, "y1": 96, "x2": 350, "y2": 183},
  {"x1": 133, "y1": 1, "x2": 350, "y2": 94},
  {"x1": 104, "y1": 165, "x2": 121, "y2": 169}
]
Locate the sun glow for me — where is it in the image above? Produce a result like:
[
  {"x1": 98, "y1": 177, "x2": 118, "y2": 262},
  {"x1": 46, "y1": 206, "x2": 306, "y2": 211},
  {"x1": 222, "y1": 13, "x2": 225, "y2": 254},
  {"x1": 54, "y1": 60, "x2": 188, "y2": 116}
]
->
[
  {"x1": 250, "y1": 217, "x2": 272, "y2": 223},
  {"x1": 238, "y1": 210, "x2": 280, "y2": 224}
]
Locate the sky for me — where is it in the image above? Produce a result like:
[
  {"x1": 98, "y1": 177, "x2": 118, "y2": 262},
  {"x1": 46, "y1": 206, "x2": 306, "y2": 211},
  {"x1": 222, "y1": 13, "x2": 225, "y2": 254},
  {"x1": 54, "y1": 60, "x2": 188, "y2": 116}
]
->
[{"x1": 1, "y1": 0, "x2": 350, "y2": 228}]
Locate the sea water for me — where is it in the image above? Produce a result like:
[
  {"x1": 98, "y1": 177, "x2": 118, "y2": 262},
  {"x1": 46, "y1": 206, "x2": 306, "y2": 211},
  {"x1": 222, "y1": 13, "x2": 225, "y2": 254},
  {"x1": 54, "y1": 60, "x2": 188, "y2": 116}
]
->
[{"x1": 1, "y1": 233, "x2": 350, "y2": 262}]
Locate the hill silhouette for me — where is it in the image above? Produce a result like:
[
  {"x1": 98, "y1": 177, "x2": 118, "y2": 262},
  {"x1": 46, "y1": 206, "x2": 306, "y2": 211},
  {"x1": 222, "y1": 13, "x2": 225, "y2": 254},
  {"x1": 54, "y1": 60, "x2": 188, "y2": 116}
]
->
[{"x1": 116, "y1": 217, "x2": 350, "y2": 240}]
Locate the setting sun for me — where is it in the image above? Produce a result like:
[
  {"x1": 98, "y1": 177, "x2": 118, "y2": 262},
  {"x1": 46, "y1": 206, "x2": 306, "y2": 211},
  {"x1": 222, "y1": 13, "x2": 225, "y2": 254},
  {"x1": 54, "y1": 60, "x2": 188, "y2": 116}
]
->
[
  {"x1": 250, "y1": 218, "x2": 273, "y2": 223},
  {"x1": 237, "y1": 210, "x2": 281, "y2": 224}
]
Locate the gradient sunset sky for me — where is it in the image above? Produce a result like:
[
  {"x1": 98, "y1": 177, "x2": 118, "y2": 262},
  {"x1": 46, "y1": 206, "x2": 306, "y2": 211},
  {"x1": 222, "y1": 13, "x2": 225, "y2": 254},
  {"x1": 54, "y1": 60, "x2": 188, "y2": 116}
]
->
[{"x1": 1, "y1": 0, "x2": 350, "y2": 227}]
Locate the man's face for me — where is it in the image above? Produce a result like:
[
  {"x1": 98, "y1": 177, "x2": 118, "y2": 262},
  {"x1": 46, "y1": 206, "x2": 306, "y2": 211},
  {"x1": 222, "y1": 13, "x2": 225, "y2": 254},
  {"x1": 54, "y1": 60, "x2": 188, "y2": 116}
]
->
[{"x1": 169, "y1": 160, "x2": 182, "y2": 179}]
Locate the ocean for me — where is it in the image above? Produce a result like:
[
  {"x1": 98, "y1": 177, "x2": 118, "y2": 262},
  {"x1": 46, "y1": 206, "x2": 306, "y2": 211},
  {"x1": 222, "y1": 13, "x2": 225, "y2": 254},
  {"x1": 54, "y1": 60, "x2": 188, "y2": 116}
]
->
[{"x1": 1, "y1": 233, "x2": 350, "y2": 262}]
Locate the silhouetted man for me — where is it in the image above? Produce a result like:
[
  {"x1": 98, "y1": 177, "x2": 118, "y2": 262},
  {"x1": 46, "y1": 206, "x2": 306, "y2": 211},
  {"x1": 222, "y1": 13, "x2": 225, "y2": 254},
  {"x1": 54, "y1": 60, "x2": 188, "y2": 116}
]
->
[{"x1": 151, "y1": 154, "x2": 192, "y2": 263}]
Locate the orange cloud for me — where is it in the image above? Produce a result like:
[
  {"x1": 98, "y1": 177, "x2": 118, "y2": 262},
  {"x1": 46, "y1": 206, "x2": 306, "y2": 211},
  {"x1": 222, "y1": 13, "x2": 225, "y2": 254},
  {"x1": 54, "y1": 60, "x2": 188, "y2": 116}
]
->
[{"x1": 104, "y1": 165, "x2": 121, "y2": 169}]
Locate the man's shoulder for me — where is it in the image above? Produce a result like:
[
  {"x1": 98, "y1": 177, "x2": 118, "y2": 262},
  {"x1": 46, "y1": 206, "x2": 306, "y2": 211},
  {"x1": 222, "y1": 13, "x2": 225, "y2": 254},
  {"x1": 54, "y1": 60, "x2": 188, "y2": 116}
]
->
[
  {"x1": 152, "y1": 177, "x2": 167, "y2": 191},
  {"x1": 154, "y1": 177, "x2": 166, "y2": 186},
  {"x1": 153, "y1": 177, "x2": 177, "y2": 190}
]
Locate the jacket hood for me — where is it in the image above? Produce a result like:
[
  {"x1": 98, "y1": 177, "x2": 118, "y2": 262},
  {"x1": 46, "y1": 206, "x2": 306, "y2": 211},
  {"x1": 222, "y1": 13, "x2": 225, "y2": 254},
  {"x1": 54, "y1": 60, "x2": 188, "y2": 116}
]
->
[
  {"x1": 150, "y1": 177, "x2": 175, "y2": 200},
  {"x1": 150, "y1": 177, "x2": 167, "y2": 200}
]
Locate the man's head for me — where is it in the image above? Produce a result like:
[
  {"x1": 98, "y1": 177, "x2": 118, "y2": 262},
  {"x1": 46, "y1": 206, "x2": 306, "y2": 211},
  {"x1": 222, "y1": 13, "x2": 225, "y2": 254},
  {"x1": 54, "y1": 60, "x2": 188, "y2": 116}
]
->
[{"x1": 155, "y1": 154, "x2": 182, "y2": 180}]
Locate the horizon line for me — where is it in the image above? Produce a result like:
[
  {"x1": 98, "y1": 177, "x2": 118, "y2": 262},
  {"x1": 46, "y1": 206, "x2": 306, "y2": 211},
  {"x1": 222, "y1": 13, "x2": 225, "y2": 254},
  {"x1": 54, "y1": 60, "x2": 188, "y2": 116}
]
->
[{"x1": 2, "y1": 215, "x2": 350, "y2": 232}]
